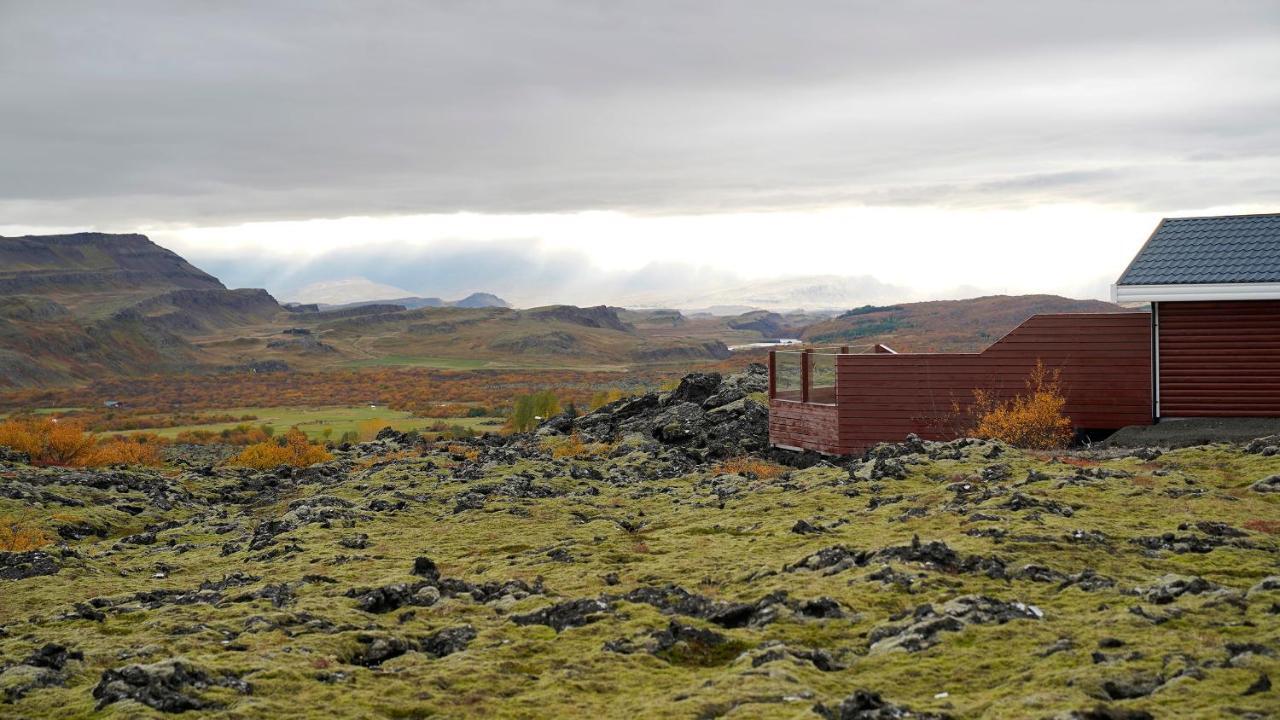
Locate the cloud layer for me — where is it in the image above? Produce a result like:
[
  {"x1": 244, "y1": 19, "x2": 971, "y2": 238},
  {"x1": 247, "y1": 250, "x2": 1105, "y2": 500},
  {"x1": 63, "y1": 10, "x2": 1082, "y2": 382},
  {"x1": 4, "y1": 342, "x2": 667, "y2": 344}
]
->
[{"x1": 2, "y1": 1, "x2": 1278, "y2": 228}]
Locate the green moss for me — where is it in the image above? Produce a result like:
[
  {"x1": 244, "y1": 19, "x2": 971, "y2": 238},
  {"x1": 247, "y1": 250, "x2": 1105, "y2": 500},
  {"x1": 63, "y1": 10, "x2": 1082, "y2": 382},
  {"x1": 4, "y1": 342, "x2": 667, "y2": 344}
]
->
[{"x1": 1, "y1": 440, "x2": 1278, "y2": 718}]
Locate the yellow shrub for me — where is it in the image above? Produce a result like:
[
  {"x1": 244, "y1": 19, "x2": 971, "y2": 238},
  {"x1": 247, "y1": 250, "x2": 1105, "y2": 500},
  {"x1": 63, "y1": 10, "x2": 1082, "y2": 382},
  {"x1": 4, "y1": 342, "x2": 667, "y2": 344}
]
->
[
  {"x1": 547, "y1": 434, "x2": 615, "y2": 459},
  {"x1": 83, "y1": 434, "x2": 165, "y2": 467},
  {"x1": 713, "y1": 457, "x2": 786, "y2": 479},
  {"x1": 0, "y1": 418, "x2": 106, "y2": 466},
  {"x1": 969, "y1": 361, "x2": 1073, "y2": 450},
  {"x1": 0, "y1": 514, "x2": 53, "y2": 552},
  {"x1": 230, "y1": 428, "x2": 333, "y2": 469},
  {"x1": 589, "y1": 389, "x2": 625, "y2": 410}
]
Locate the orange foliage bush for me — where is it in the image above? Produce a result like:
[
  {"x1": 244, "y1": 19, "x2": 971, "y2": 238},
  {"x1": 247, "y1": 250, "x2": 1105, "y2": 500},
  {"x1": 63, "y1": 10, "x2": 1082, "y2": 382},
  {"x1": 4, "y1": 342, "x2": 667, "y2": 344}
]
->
[
  {"x1": 230, "y1": 428, "x2": 333, "y2": 469},
  {"x1": 173, "y1": 424, "x2": 273, "y2": 446},
  {"x1": 83, "y1": 434, "x2": 165, "y2": 467},
  {"x1": 0, "y1": 514, "x2": 54, "y2": 551},
  {"x1": 0, "y1": 417, "x2": 97, "y2": 466},
  {"x1": 966, "y1": 361, "x2": 1073, "y2": 450},
  {"x1": 0, "y1": 418, "x2": 170, "y2": 467},
  {"x1": 713, "y1": 457, "x2": 786, "y2": 479}
]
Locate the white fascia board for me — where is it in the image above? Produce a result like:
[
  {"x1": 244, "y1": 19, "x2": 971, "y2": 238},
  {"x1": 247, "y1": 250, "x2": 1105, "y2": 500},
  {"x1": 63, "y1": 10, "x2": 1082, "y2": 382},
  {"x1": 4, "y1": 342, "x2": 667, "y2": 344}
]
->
[{"x1": 1114, "y1": 282, "x2": 1280, "y2": 303}]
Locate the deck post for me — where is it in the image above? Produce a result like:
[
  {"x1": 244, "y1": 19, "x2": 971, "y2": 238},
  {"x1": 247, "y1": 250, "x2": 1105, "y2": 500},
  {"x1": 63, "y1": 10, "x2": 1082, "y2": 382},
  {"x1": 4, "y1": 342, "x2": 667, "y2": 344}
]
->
[
  {"x1": 801, "y1": 349, "x2": 811, "y2": 403},
  {"x1": 767, "y1": 351, "x2": 776, "y2": 399}
]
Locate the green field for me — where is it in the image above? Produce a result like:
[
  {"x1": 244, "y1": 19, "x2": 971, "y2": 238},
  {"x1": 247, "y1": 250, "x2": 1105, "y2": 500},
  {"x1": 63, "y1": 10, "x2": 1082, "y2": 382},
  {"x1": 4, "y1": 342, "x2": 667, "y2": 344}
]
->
[
  {"x1": 342, "y1": 355, "x2": 507, "y2": 370},
  {"x1": 138, "y1": 405, "x2": 505, "y2": 441}
]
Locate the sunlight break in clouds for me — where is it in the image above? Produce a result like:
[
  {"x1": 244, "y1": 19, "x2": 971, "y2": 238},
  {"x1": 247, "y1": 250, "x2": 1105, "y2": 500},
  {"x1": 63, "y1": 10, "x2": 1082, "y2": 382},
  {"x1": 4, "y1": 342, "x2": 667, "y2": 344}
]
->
[{"x1": 139, "y1": 203, "x2": 1262, "y2": 308}]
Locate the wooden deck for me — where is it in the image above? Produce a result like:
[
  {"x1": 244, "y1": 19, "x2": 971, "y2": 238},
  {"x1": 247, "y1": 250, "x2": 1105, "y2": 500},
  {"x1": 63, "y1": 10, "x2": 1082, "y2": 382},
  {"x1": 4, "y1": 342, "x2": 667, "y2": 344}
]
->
[{"x1": 769, "y1": 312, "x2": 1153, "y2": 455}]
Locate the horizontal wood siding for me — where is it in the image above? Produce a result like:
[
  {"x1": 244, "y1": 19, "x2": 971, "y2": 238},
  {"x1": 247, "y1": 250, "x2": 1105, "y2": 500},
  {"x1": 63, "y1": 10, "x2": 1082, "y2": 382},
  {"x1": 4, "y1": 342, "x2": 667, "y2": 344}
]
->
[
  {"x1": 1158, "y1": 300, "x2": 1280, "y2": 417},
  {"x1": 832, "y1": 313, "x2": 1153, "y2": 453},
  {"x1": 769, "y1": 399, "x2": 842, "y2": 455}
]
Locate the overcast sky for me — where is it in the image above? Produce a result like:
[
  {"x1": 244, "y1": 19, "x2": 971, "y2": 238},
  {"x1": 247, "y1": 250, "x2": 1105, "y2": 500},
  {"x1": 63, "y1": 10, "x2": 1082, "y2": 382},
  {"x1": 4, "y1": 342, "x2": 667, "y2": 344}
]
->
[{"x1": 2, "y1": 1, "x2": 1277, "y2": 307}]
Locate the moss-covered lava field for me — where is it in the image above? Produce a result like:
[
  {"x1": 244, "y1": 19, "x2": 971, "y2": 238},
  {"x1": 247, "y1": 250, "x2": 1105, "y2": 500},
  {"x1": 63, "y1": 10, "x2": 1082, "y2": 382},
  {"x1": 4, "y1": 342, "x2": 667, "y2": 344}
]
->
[{"x1": 2, "y1": 422, "x2": 1278, "y2": 718}]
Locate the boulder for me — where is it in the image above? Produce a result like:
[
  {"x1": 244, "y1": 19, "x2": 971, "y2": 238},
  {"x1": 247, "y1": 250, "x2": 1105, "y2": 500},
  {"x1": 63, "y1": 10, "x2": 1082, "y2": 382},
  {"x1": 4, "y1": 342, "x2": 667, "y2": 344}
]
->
[{"x1": 92, "y1": 660, "x2": 250, "y2": 712}]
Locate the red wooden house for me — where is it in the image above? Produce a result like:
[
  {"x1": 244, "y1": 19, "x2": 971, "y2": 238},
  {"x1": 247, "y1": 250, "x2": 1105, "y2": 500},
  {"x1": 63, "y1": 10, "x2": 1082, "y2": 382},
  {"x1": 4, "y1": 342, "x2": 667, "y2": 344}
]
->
[{"x1": 769, "y1": 212, "x2": 1280, "y2": 455}]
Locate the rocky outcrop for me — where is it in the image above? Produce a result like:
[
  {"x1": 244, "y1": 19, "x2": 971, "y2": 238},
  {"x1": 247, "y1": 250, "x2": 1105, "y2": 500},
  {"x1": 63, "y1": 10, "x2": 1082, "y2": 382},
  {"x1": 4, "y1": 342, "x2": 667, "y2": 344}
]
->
[
  {"x1": 539, "y1": 365, "x2": 769, "y2": 460},
  {"x1": 518, "y1": 305, "x2": 633, "y2": 332},
  {"x1": 0, "y1": 233, "x2": 224, "y2": 295},
  {"x1": 92, "y1": 660, "x2": 251, "y2": 712}
]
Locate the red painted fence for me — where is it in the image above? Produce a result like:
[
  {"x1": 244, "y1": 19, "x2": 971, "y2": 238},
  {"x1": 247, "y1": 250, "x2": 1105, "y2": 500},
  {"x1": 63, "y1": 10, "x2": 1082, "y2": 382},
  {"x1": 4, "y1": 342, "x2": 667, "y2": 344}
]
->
[{"x1": 770, "y1": 312, "x2": 1153, "y2": 455}]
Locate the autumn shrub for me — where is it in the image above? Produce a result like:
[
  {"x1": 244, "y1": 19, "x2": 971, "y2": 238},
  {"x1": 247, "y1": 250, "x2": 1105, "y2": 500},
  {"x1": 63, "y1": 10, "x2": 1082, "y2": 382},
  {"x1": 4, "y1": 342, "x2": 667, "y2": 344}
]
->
[
  {"x1": 966, "y1": 361, "x2": 1073, "y2": 450},
  {"x1": 0, "y1": 514, "x2": 54, "y2": 552},
  {"x1": 589, "y1": 389, "x2": 625, "y2": 410},
  {"x1": 0, "y1": 417, "x2": 96, "y2": 466},
  {"x1": 230, "y1": 428, "x2": 333, "y2": 469},
  {"x1": 173, "y1": 424, "x2": 273, "y2": 446},
  {"x1": 83, "y1": 434, "x2": 165, "y2": 467},
  {"x1": 547, "y1": 434, "x2": 615, "y2": 459},
  {"x1": 713, "y1": 457, "x2": 786, "y2": 479}
]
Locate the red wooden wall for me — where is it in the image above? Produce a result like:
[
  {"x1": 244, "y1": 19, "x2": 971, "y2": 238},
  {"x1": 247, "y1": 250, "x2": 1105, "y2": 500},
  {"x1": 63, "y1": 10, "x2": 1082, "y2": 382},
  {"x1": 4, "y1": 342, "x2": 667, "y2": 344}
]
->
[
  {"x1": 1158, "y1": 300, "x2": 1280, "y2": 417},
  {"x1": 769, "y1": 312, "x2": 1153, "y2": 455}
]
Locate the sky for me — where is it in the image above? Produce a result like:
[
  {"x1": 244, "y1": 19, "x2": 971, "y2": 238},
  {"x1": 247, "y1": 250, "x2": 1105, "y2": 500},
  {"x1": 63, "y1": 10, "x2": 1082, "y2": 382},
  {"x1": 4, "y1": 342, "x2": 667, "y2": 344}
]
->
[{"x1": 1, "y1": 1, "x2": 1278, "y2": 308}]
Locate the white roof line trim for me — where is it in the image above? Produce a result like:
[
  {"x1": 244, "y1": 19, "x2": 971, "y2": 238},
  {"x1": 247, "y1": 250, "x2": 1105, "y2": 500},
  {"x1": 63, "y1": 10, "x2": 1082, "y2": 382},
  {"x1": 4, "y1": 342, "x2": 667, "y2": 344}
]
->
[{"x1": 1113, "y1": 282, "x2": 1280, "y2": 303}]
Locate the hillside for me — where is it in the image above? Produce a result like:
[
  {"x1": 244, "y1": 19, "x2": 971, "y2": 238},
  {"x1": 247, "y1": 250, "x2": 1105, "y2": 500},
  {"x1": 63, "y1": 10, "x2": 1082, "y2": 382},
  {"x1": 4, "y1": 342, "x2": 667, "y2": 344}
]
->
[
  {"x1": 0, "y1": 234, "x2": 1136, "y2": 389},
  {"x1": 0, "y1": 371, "x2": 1277, "y2": 718},
  {"x1": 0, "y1": 233, "x2": 286, "y2": 387},
  {"x1": 801, "y1": 295, "x2": 1130, "y2": 352}
]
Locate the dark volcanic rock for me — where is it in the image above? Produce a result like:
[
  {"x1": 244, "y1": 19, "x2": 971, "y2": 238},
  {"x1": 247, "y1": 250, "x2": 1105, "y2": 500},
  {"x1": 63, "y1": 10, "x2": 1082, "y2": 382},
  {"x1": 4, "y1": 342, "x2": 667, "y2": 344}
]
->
[
  {"x1": 539, "y1": 367, "x2": 770, "y2": 460},
  {"x1": 814, "y1": 688, "x2": 950, "y2": 719},
  {"x1": 0, "y1": 643, "x2": 84, "y2": 702},
  {"x1": 92, "y1": 660, "x2": 250, "y2": 712},
  {"x1": 869, "y1": 595, "x2": 1043, "y2": 653},
  {"x1": 419, "y1": 625, "x2": 477, "y2": 658},
  {"x1": 1133, "y1": 574, "x2": 1218, "y2": 604},
  {"x1": 0, "y1": 550, "x2": 59, "y2": 580},
  {"x1": 618, "y1": 584, "x2": 787, "y2": 628},
  {"x1": 1251, "y1": 475, "x2": 1280, "y2": 493},
  {"x1": 666, "y1": 372, "x2": 722, "y2": 406},
  {"x1": 511, "y1": 598, "x2": 612, "y2": 632}
]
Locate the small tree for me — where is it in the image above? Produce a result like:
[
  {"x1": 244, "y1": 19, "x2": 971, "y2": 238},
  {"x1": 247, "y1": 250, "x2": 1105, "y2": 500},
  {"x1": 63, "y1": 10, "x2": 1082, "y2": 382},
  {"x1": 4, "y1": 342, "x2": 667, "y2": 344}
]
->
[
  {"x1": 968, "y1": 361, "x2": 1073, "y2": 450},
  {"x1": 507, "y1": 391, "x2": 561, "y2": 432}
]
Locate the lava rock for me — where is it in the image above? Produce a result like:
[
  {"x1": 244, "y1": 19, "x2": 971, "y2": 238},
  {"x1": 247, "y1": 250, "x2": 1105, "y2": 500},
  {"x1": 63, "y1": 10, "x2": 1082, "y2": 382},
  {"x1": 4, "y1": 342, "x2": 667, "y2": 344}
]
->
[
  {"x1": 511, "y1": 598, "x2": 612, "y2": 632},
  {"x1": 92, "y1": 660, "x2": 250, "y2": 712},
  {"x1": 814, "y1": 688, "x2": 950, "y2": 719}
]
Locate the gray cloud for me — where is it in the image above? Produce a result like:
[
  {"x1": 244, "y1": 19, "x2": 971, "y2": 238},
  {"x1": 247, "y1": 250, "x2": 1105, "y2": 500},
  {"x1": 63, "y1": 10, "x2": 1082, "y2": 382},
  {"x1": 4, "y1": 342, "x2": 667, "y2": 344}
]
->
[{"x1": 2, "y1": 1, "x2": 1278, "y2": 227}]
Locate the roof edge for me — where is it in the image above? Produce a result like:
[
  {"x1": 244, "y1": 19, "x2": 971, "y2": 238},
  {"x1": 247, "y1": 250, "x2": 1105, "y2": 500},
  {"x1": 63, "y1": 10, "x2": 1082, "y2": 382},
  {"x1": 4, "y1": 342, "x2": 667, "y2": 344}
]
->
[
  {"x1": 1115, "y1": 217, "x2": 1168, "y2": 286},
  {"x1": 1114, "y1": 281, "x2": 1280, "y2": 303},
  {"x1": 1157, "y1": 211, "x2": 1280, "y2": 222}
]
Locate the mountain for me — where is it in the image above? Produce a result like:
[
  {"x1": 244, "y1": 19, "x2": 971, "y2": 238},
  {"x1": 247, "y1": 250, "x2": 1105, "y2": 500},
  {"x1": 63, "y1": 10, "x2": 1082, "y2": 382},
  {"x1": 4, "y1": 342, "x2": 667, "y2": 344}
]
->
[
  {"x1": 292, "y1": 278, "x2": 510, "y2": 310},
  {"x1": 0, "y1": 232, "x2": 224, "y2": 315},
  {"x1": 453, "y1": 292, "x2": 510, "y2": 309},
  {"x1": 799, "y1": 294, "x2": 1131, "y2": 352},
  {"x1": 0, "y1": 233, "x2": 284, "y2": 386}
]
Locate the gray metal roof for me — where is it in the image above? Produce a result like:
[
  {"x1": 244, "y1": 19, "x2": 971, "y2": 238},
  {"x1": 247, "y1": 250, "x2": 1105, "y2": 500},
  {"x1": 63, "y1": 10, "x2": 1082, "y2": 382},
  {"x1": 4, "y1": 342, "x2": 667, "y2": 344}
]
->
[{"x1": 1117, "y1": 213, "x2": 1280, "y2": 286}]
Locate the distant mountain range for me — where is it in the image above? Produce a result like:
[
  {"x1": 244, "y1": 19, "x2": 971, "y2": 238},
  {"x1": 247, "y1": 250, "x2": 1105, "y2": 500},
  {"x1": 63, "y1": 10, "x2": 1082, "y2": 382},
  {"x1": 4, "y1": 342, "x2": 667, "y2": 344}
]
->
[
  {"x1": 290, "y1": 277, "x2": 509, "y2": 310},
  {"x1": 309, "y1": 292, "x2": 510, "y2": 313},
  {"x1": 0, "y1": 232, "x2": 1130, "y2": 389}
]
